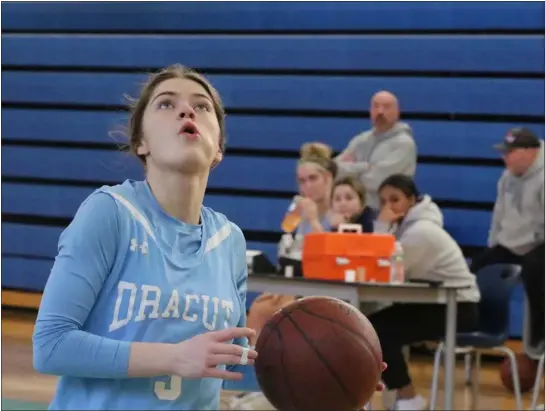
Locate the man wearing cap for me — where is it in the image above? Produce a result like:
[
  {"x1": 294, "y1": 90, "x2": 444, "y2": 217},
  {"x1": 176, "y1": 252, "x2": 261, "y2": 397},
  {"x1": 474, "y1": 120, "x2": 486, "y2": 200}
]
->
[{"x1": 470, "y1": 127, "x2": 544, "y2": 349}]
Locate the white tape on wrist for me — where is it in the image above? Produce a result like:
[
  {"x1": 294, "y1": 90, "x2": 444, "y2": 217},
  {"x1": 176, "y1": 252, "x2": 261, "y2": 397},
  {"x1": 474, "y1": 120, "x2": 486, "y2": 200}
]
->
[{"x1": 239, "y1": 346, "x2": 250, "y2": 366}]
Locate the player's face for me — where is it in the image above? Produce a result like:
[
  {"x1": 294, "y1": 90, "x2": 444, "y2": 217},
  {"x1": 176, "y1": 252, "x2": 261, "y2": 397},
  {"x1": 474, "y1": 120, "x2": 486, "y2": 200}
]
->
[
  {"x1": 331, "y1": 184, "x2": 363, "y2": 218},
  {"x1": 138, "y1": 77, "x2": 222, "y2": 174},
  {"x1": 297, "y1": 164, "x2": 330, "y2": 202},
  {"x1": 379, "y1": 185, "x2": 415, "y2": 216}
]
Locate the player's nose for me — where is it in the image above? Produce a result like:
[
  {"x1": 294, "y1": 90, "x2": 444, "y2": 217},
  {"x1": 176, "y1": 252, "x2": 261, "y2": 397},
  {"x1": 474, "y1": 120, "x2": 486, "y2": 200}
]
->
[{"x1": 177, "y1": 101, "x2": 196, "y2": 120}]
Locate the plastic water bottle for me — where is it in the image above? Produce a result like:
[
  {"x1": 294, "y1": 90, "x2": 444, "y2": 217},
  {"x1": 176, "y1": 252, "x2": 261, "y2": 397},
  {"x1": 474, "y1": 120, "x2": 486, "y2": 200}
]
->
[
  {"x1": 281, "y1": 200, "x2": 301, "y2": 233},
  {"x1": 390, "y1": 241, "x2": 405, "y2": 283}
]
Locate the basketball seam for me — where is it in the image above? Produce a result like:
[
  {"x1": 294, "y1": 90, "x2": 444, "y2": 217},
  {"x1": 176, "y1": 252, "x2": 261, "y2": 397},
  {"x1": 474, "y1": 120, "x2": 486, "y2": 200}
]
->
[
  {"x1": 261, "y1": 312, "x2": 303, "y2": 411},
  {"x1": 295, "y1": 305, "x2": 383, "y2": 371},
  {"x1": 284, "y1": 312, "x2": 359, "y2": 407},
  {"x1": 274, "y1": 321, "x2": 303, "y2": 411}
]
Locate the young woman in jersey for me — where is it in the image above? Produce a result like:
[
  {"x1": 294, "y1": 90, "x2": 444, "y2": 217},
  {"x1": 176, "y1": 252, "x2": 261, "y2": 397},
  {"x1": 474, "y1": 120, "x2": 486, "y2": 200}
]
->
[
  {"x1": 368, "y1": 174, "x2": 480, "y2": 411},
  {"x1": 33, "y1": 65, "x2": 385, "y2": 411},
  {"x1": 32, "y1": 65, "x2": 259, "y2": 410}
]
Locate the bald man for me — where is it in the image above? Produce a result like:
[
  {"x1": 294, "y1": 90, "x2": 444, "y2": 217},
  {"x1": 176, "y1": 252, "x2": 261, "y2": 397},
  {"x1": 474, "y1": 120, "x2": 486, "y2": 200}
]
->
[{"x1": 335, "y1": 91, "x2": 417, "y2": 210}]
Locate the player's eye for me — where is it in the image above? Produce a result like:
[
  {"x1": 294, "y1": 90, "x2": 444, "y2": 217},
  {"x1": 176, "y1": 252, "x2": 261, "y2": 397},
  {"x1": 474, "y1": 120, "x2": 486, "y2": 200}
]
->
[
  {"x1": 194, "y1": 102, "x2": 212, "y2": 112},
  {"x1": 158, "y1": 99, "x2": 174, "y2": 110}
]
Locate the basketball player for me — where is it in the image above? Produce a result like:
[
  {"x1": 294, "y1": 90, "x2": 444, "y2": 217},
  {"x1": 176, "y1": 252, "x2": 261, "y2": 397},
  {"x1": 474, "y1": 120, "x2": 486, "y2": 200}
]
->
[
  {"x1": 32, "y1": 65, "x2": 259, "y2": 410},
  {"x1": 33, "y1": 64, "x2": 386, "y2": 410}
]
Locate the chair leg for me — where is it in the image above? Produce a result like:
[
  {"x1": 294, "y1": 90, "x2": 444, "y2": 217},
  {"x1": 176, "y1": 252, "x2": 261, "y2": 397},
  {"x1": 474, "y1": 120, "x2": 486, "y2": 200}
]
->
[
  {"x1": 464, "y1": 352, "x2": 473, "y2": 386},
  {"x1": 470, "y1": 351, "x2": 482, "y2": 410},
  {"x1": 429, "y1": 343, "x2": 444, "y2": 411},
  {"x1": 495, "y1": 347, "x2": 523, "y2": 411},
  {"x1": 530, "y1": 354, "x2": 545, "y2": 410},
  {"x1": 403, "y1": 345, "x2": 411, "y2": 363}
]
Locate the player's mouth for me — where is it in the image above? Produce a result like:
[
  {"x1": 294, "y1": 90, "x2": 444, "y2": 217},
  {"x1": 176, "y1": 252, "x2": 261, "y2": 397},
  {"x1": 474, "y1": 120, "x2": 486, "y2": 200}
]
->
[{"x1": 179, "y1": 121, "x2": 200, "y2": 141}]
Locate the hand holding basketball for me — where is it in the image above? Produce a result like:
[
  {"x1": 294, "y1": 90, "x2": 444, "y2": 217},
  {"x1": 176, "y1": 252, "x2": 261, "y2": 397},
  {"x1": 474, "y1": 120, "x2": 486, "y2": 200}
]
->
[{"x1": 172, "y1": 327, "x2": 257, "y2": 380}]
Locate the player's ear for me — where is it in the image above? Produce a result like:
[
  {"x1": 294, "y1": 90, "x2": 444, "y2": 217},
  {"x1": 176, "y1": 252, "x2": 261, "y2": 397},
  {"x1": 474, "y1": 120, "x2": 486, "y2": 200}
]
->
[{"x1": 136, "y1": 138, "x2": 150, "y2": 157}]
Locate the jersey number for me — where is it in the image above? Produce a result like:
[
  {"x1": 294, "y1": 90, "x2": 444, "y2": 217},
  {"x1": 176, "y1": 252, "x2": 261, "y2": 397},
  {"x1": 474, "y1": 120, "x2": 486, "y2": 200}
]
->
[{"x1": 154, "y1": 376, "x2": 183, "y2": 401}]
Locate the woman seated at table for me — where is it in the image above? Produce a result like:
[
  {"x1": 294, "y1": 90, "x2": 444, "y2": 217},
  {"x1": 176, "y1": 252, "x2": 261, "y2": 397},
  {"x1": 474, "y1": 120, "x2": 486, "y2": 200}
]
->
[
  {"x1": 249, "y1": 142, "x2": 339, "y2": 333},
  {"x1": 276, "y1": 142, "x2": 338, "y2": 265},
  {"x1": 328, "y1": 176, "x2": 375, "y2": 233},
  {"x1": 367, "y1": 174, "x2": 481, "y2": 411},
  {"x1": 229, "y1": 143, "x2": 337, "y2": 410}
]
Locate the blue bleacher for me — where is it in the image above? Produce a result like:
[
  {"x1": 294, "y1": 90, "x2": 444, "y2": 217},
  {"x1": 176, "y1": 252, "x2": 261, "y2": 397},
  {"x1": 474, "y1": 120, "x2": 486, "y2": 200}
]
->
[
  {"x1": 2, "y1": 2, "x2": 543, "y2": 32},
  {"x1": 1, "y1": 108, "x2": 538, "y2": 159},
  {"x1": 3, "y1": 1, "x2": 542, "y2": 337},
  {"x1": 3, "y1": 34, "x2": 544, "y2": 74},
  {"x1": 3, "y1": 71, "x2": 543, "y2": 116}
]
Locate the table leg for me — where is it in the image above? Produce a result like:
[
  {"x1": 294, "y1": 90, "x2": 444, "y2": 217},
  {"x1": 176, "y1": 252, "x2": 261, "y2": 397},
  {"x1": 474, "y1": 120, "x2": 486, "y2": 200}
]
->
[{"x1": 443, "y1": 289, "x2": 458, "y2": 410}]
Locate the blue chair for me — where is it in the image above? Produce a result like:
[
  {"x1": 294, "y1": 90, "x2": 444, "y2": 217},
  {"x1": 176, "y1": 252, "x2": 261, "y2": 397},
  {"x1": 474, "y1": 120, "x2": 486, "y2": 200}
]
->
[{"x1": 430, "y1": 263, "x2": 522, "y2": 410}]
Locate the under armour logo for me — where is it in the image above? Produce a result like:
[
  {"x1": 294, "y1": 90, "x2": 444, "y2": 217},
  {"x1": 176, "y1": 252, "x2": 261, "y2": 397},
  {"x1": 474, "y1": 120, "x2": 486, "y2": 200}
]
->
[{"x1": 130, "y1": 238, "x2": 148, "y2": 255}]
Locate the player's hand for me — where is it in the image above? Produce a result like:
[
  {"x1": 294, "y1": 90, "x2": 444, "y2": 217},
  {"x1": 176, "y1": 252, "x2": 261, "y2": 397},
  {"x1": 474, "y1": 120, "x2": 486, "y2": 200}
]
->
[
  {"x1": 375, "y1": 362, "x2": 387, "y2": 392},
  {"x1": 377, "y1": 207, "x2": 404, "y2": 224},
  {"x1": 359, "y1": 362, "x2": 387, "y2": 411},
  {"x1": 172, "y1": 327, "x2": 258, "y2": 380}
]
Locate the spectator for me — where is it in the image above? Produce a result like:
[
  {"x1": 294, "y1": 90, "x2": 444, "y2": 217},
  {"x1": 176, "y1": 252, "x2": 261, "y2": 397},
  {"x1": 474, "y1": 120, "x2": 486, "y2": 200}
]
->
[
  {"x1": 470, "y1": 127, "x2": 544, "y2": 349},
  {"x1": 335, "y1": 90, "x2": 417, "y2": 210},
  {"x1": 278, "y1": 142, "x2": 338, "y2": 263},
  {"x1": 230, "y1": 142, "x2": 338, "y2": 411},
  {"x1": 370, "y1": 174, "x2": 480, "y2": 411},
  {"x1": 329, "y1": 176, "x2": 375, "y2": 233}
]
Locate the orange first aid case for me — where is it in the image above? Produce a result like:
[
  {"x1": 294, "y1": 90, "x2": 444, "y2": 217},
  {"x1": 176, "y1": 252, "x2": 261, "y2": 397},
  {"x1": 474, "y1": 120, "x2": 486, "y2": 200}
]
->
[{"x1": 302, "y1": 231, "x2": 396, "y2": 283}]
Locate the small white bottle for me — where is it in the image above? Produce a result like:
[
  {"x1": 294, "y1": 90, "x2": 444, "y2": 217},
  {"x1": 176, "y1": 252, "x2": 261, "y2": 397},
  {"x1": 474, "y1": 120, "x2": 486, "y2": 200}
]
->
[{"x1": 390, "y1": 241, "x2": 405, "y2": 283}]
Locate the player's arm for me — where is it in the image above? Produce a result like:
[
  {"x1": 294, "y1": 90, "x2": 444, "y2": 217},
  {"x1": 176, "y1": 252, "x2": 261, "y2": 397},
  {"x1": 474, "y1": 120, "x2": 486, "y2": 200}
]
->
[
  {"x1": 33, "y1": 193, "x2": 174, "y2": 378},
  {"x1": 222, "y1": 224, "x2": 261, "y2": 392}
]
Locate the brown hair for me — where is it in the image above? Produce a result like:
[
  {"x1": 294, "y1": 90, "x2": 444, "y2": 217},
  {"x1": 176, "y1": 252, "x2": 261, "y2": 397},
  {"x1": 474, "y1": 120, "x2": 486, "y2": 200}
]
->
[
  {"x1": 126, "y1": 64, "x2": 226, "y2": 164},
  {"x1": 298, "y1": 142, "x2": 338, "y2": 178},
  {"x1": 332, "y1": 176, "x2": 367, "y2": 207}
]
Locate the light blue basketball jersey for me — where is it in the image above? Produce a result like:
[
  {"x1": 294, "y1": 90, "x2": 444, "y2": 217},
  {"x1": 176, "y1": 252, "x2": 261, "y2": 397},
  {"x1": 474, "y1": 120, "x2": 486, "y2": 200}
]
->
[{"x1": 33, "y1": 180, "x2": 258, "y2": 410}]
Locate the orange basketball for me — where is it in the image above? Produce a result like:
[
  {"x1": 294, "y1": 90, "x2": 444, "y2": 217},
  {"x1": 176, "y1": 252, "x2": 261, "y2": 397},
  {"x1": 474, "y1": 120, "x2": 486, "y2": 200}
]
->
[
  {"x1": 499, "y1": 353, "x2": 537, "y2": 393},
  {"x1": 254, "y1": 296, "x2": 383, "y2": 411}
]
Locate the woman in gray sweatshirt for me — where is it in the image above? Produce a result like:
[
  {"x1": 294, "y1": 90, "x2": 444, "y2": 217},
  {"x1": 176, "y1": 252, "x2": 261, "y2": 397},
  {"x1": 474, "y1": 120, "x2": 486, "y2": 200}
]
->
[{"x1": 369, "y1": 174, "x2": 480, "y2": 411}]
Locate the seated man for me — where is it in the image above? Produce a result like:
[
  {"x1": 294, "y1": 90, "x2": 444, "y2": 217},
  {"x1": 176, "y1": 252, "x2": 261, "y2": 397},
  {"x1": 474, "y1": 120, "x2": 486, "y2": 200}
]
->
[{"x1": 470, "y1": 127, "x2": 544, "y2": 349}]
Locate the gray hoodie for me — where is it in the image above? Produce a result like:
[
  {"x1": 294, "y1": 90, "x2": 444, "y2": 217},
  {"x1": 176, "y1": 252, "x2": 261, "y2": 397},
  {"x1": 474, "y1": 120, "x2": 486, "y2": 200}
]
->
[
  {"x1": 335, "y1": 122, "x2": 417, "y2": 210},
  {"x1": 489, "y1": 141, "x2": 545, "y2": 255},
  {"x1": 374, "y1": 195, "x2": 481, "y2": 303}
]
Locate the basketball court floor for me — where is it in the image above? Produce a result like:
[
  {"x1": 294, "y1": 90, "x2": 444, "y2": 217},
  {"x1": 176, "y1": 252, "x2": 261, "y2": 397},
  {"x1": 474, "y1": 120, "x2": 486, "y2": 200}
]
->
[{"x1": 1, "y1": 309, "x2": 541, "y2": 410}]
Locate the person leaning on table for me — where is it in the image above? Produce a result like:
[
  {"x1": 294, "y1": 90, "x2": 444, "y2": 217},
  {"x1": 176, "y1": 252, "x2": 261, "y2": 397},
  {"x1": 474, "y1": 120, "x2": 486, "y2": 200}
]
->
[{"x1": 365, "y1": 174, "x2": 481, "y2": 411}]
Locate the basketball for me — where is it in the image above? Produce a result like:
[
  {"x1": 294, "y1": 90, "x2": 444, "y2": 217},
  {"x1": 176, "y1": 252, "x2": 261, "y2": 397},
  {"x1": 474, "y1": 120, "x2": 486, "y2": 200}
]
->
[
  {"x1": 254, "y1": 296, "x2": 383, "y2": 411},
  {"x1": 500, "y1": 353, "x2": 538, "y2": 393}
]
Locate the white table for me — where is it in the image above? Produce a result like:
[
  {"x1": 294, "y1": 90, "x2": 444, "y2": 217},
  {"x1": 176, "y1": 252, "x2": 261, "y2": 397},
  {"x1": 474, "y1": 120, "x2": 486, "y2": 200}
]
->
[{"x1": 248, "y1": 274, "x2": 466, "y2": 411}]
